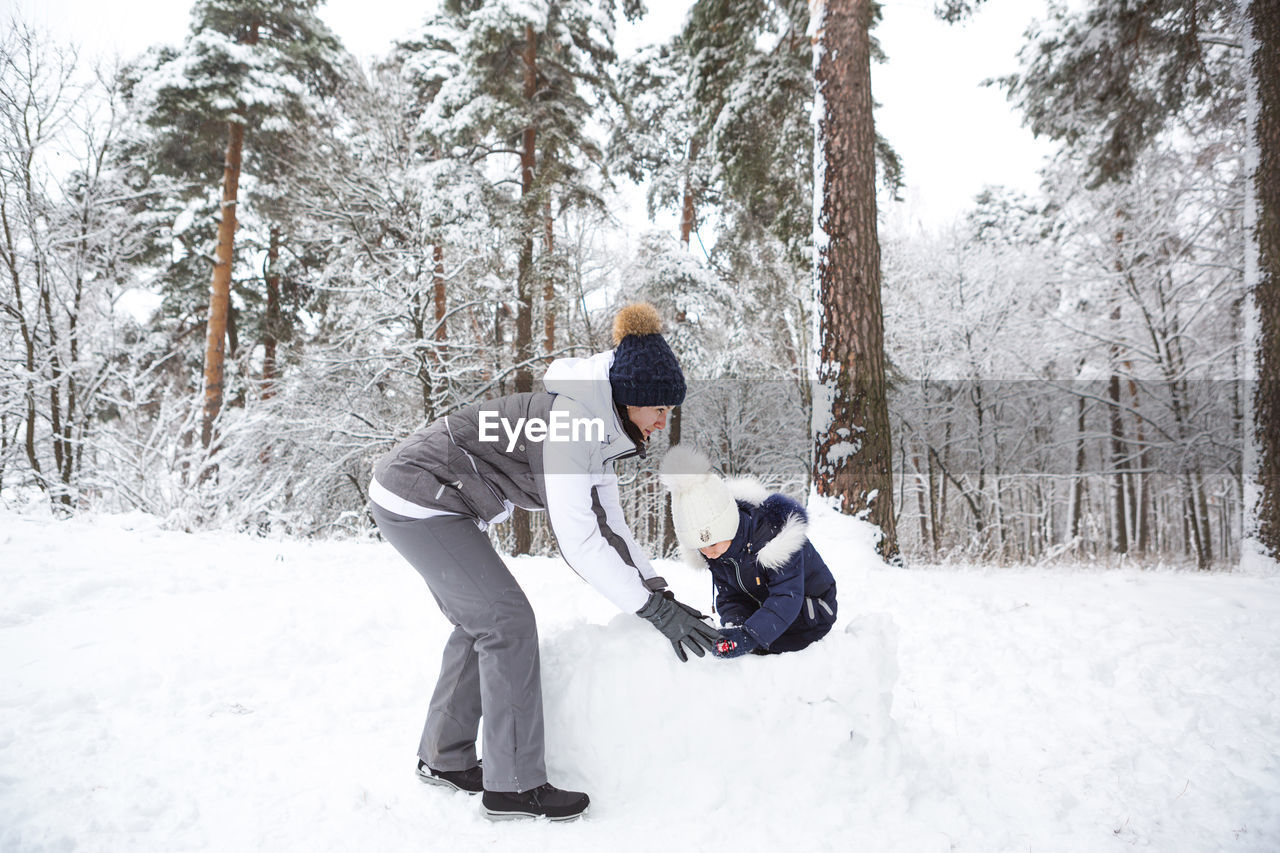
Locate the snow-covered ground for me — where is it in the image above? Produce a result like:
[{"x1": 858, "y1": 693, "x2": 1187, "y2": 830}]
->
[{"x1": 2, "y1": 506, "x2": 1278, "y2": 852}]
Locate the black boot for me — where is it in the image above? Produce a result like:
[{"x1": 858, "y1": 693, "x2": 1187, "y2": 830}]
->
[
  {"x1": 481, "y1": 783, "x2": 590, "y2": 821},
  {"x1": 417, "y1": 759, "x2": 483, "y2": 794}
]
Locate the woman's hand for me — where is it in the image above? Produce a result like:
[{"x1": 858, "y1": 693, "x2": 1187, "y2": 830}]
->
[{"x1": 636, "y1": 590, "x2": 722, "y2": 662}]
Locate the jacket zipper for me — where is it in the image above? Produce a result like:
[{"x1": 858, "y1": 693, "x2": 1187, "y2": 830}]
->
[
  {"x1": 727, "y1": 556, "x2": 764, "y2": 605},
  {"x1": 602, "y1": 422, "x2": 641, "y2": 465},
  {"x1": 603, "y1": 446, "x2": 638, "y2": 465},
  {"x1": 602, "y1": 404, "x2": 642, "y2": 465}
]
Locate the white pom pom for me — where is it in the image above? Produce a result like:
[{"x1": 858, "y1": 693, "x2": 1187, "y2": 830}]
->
[{"x1": 660, "y1": 445, "x2": 716, "y2": 494}]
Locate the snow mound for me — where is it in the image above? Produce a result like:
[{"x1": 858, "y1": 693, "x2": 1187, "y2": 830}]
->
[{"x1": 541, "y1": 611, "x2": 901, "y2": 843}]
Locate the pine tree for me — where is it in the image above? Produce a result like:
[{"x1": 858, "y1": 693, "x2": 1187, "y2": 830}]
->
[
  {"x1": 810, "y1": 0, "x2": 898, "y2": 561},
  {"x1": 998, "y1": 0, "x2": 1242, "y2": 188},
  {"x1": 614, "y1": 39, "x2": 712, "y2": 249},
  {"x1": 419, "y1": 0, "x2": 625, "y2": 379},
  {"x1": 620, "y1": 1, "x2": 902, "y2": 510},
  {"x1": 408, "y1": 0, "x2": 632, "y2": 553},
  {"x1": 127, "y1": 0, "x2": 345, "y2": 452}
]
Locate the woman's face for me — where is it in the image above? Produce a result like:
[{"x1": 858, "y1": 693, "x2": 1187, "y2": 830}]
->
[
  {"x1": 625, "y1": 405, "x2": 673, "y2": 440},
  {"x1": 699, "y1": 539, "x2": 732, "y2": 560}
]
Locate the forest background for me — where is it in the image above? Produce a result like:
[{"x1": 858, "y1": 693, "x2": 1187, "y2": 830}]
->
[{"x1": 0, "y1": 0, "x2": 1266, "y2": 570}]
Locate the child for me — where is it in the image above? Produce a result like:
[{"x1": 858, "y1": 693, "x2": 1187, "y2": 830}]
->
[{"x1": 660, "y1": 446, "x2": 837, "y2": 657}]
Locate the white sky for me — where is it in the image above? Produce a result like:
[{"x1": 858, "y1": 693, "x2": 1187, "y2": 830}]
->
[{"x1": 8, "y1": 0, "x2": 1055, "y2": 232}]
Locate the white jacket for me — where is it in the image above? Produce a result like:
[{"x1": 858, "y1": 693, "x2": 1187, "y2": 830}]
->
[{"x1": 541, "y1": 350, "x2": 660, "y2": 612}]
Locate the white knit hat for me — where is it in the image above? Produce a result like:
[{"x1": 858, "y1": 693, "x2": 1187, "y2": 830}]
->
[{"x1": 660, "y1": 445, "x2": 740, "y2": 552}]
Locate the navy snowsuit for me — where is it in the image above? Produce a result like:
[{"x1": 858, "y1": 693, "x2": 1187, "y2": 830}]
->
[{"x1": 696, "y1": 485, "x2": 838, "y2": 653}]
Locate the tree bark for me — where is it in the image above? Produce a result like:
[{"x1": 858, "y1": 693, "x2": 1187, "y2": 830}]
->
[
  {"x1": 1127, "y1": 376, "x2": 1151, "y2": 554},
  {"x1": 433, "y1": 242, "x2": 446, "y2": 348},
  {"x1": 513, "y1": 23, "x2": 539, "y2": 556},
  {"x1": 262, "y1": 226, "x2": 280, "y2": 400},
  {"x1": 680, "y1": 136, "x2": 701, "y2": 247},
  {"x1": 493, "y1": 302, "x2": 506, "y2": 388},
  {"x1": 201, "y1": 118, "x2": 245, "y2": 450},
  {"x1": 810, "y1": 0, "x2": 898, "y2": 562},
  {"x1": 1069, "y1": 390, "x2": 1087, "y2": 543},
  {"x1": 514, "y1": 23, "x2": 538, "y2": 398},
  {"x1": 543, "y1": 199, "x2": 555, "y2": 356},
  {"x1": 38, "y1": 271, "x2": 68, "y2": 502},
  {"x1": 927, "y1": 443, "x2": 940, "y2": 553},
  {"x1": 1194, "y1": 466, "x2": 1213, "y2": 568},
  {"x1": 1109, "y1": 231, "x2": 1129, "y2": 556},
  {"x1": 1250, "y1": 0, "x2": 1280, "y2": 559},
  {"x1": 1108, "y1": 370, "x2": 1129, "y2": 555},
  {"x1": 2, "y1": 209, "x2": 42, "y2": 485},
  {"x1": 914, "y1": 453, "x2": 929, "y2": 548},
  {"x1": 661, "y1": 403, "x2": 683, "y2": 557},
  {"x1": 940, "y1": 417, "x2": 951, "y2": 542}
]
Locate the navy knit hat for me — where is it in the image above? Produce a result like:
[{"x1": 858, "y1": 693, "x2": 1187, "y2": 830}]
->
[{"x1": 608, "y1": 303, "x2": 686, "y2": 407}]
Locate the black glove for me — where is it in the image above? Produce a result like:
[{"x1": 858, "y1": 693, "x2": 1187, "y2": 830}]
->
[
  {"x1": 636, "y1": 590, "x2": 723, "y2": 662},
  {"x1": 664, "y1": 590, "x2": 711, "y2": 621}
]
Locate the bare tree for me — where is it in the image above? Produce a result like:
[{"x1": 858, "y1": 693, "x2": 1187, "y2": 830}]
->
[{"x1": 0, "y1": 20, "x2": 149, "y2": 510}]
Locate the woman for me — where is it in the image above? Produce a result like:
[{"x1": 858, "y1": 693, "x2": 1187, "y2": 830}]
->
[{"x1": 368, "y1": 303, "x2": 719, "y2": 822}]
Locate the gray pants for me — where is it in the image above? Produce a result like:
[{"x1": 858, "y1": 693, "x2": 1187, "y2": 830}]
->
[{"x1": 371, "y1": 504, "x2": 547, "y2": 793}]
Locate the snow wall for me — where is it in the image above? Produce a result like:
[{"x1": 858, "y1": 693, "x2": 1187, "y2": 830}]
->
[{"x1": 541, "y1": 610, "x2": 901, "y2": 827}]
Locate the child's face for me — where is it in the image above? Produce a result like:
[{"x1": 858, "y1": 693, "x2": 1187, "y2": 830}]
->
[{"x1": 699, "y1": 539, "x2": 732, "y2": 560}]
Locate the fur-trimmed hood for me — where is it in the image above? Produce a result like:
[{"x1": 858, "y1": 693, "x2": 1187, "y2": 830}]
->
[{"x1": 679, "y1": 477, "x2": 809, "y2": 572}]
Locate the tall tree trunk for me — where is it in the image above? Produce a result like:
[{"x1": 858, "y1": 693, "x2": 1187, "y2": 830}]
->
[
  {"x1": 1108, "y1": 230, "x2": 1129, "y2": 556},
  {"x1": 810, "y1": 0, "x2": 898, "y2": 562},
  {"x1": 1184, "y1": 474, "x2": 1206, "y2": 568},
  {"x1": 423, "y1": 243, "x2": 445, "y2": 422},
  {"x1": 514, "y1": 23, "x2": 538, "y2": 398},
  {"x1": 1108, "y1": 370, "x2": 1129, "y2": 555},
  {"x1": 1036, "y1": 480, "x2": 1049, "y2": 559},
  {"x1": 972, "y1": 378, "x2": 989, "y2": 553},
  {"x1": 543, "y1": 199, "x2": 555, "y2": 356},
  {"x1": 663, "y1": 165, "x2": 697, "y2": 556},
  {"x1": 680, "y1": 137, "x2": 701, "y2": 248},
  {"x1": 927, "y1": 444, "x2": 940, "y2": 553},
  {"x1": 262, "y1": 226, "x2": 280, "y2": 400},
  {"x1": 433, "y1": 242, "x2": 446, "y2": 347},
  {"x1": 940, "y1": 417, "x2": 951, "y2": 541},
  {"x1": 201, "y1": 119, "x2": 245, "y2": 450},
  {"x1": 1249, "y1": 0, "x2": 1280, "y2": 560},
  {"x1": 662, "y1": 403, "x2": 683, "y2": 557},
  {"x1": 1183, "y1": 489, "x2": 1195, "y2": 560},
  {"x1": 38, "y1": 275, "x2": 69, "y2": 504},
  {"x1": 914, "y1": 453, "x2": 929, "y2": 549},
  {"x1": 3, "y1": 214, "x2": 42, "y2": 486},
  {"x1": 512, "y1": 23, "x2": 539, "y2": 557},
  {"x1": 991, "y1": 405, "x2": 1008, "y2": 560},
  {"x1": 493, "y1": 302, "x2": 506, "y2": 388},
  {"x1": 1069, "y1": 391, "x2": 1087, "y2": 543},
  {"x1": 1194, "y1": 466, "x2": 1213, "y2": 568},
  {"x1": 1128, "y1": 376, "x2": 1151, "y2": 554}
]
